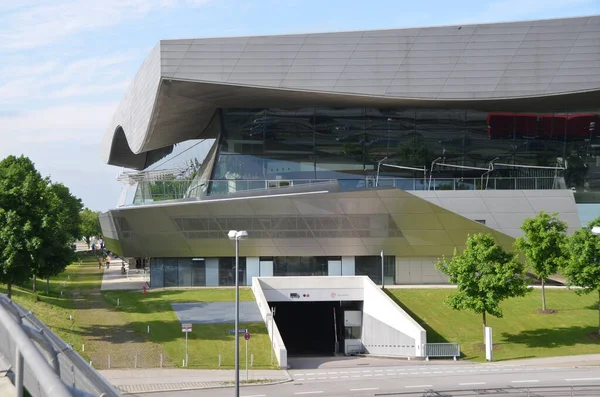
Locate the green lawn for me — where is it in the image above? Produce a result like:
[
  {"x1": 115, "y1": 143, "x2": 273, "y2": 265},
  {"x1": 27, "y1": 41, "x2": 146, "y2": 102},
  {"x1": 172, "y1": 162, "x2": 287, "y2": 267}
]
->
[
  {"x1": 389, "y1": 288, "x2": 600, "y2": 361},
  {"x1": 102, "y1": 289, "x2": 277, "y2": 368},
  {"x1": 0, "y1": 252, "x2": 103, "y2": 360}
]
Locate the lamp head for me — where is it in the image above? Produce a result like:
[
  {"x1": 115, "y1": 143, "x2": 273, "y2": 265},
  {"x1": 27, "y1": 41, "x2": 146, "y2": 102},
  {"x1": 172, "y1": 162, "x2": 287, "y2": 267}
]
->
[
  {"x1": 592, "y1": 226, "x2": 600, "y2": 236},
  {"x1": 237, "y1": 230, "x2": 249, "y2": 240},
  {"x1": 228, "y1": 230, "x2": 237, "y2": 240}
]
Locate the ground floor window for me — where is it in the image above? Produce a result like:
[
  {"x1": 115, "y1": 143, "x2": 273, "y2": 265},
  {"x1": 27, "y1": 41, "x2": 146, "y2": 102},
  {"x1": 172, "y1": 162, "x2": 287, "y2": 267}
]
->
[
  {"x1": 355, "y1": 255, "x2": 395, "y2": 285},
  {"x1": 273, "y1": 256, "x2": 329, "y2": 277},
  {"x1": 149, "y1": 255, "x2": 395, "y2": 287}
]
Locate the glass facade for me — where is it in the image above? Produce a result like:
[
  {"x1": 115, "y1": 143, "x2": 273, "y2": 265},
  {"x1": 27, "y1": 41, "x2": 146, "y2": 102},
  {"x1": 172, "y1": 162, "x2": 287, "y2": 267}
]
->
[
  {"x1": 210, "y1": 108, "x2": 599, "y2": 194},
  {"x1": 149, "y1": 255, "x2": 395, "y2": 287}
]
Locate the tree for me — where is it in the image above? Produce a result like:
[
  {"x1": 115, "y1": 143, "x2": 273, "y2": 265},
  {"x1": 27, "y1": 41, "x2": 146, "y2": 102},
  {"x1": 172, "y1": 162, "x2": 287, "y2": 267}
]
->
[
  {"x1": 34, "y1": 183, "x2": 83, "y2": 294},
  {"x1": 563, "y1": 216, "x2": 600, "y2": 335},
  {"x1": 0, "y1": 156, "x2": 49, "y2": 297},
  {"x1": 515, "y1": 211, "x2": 568, "y2": 312},
  {"x1": 80, "y1": 208, "x2": 101, "y2": 248},
  {"x1": 436, "y1": 233, "x2": 531, "y2": 342}
]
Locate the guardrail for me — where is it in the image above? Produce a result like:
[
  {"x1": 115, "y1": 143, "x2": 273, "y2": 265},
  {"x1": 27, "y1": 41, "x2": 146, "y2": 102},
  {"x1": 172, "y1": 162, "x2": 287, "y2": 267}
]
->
[
  {"x1": 130, "y1": 175, "x2": 567, "y2": 205},
  {"x1": 422, "y1": 343, "x2": 460, "y2": 360},
  {"x1": 374, "y1": 384, "x2": 600, "y2": 396},
  {"x1": 0, "y1": 295, "x2": 120, "y2": 397}
]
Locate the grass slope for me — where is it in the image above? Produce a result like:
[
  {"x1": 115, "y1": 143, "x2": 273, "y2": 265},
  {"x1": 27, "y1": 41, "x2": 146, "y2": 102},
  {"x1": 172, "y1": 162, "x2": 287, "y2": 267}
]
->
[
  {"x1": 102, "y1": 289, "x2": 277, "y2": 368},
  {"x1": 389, "y1": 288, "x2": 600, "y2": 361}
]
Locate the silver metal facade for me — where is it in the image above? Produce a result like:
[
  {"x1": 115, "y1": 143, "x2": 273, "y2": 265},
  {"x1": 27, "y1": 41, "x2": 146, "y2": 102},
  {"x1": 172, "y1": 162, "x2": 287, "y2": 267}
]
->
[{"x1": 102, "y1": 15, "x2": 600, "y2": 169}]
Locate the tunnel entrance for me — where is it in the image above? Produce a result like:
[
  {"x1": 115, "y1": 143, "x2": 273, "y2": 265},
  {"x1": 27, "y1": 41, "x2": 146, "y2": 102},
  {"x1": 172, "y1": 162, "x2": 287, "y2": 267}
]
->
[{"x1": 269, "y1": 300, "x2": 362, "y2": 357}]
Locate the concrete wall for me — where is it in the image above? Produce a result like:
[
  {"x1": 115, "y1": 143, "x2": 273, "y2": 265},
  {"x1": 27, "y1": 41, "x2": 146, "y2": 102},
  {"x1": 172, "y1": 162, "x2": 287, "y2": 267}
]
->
[
  {"x1": 251, "y1": 279, "x2": 287, "y2": 369},
  {"x1": 361, "y1": 278, "x2": 426, "y2": 357},
  {"x1": 258, "y1": 276, "x2": 364, "y2": 302}
]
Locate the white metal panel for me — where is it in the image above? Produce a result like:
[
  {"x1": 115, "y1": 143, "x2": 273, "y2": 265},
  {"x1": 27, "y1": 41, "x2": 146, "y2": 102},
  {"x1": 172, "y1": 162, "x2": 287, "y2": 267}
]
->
[
  {"x1": 246, "y1": 257, "x2": 260, "y2": 286},
  {"x1": 341, "y1": 256, "x2": 355, "y2": 275},
  {"x1": 328, "y1": 260, "x2": 341, "y2": 276},
  {"x1": 259, "y1": 261, "x2": 273, "y2": 277}
]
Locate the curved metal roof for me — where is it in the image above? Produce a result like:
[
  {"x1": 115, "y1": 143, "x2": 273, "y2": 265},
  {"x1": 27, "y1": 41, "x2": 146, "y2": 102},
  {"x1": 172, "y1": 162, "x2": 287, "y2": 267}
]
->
[{"x1": 103, "y1": 15, "x2": 600, "y2": 169}]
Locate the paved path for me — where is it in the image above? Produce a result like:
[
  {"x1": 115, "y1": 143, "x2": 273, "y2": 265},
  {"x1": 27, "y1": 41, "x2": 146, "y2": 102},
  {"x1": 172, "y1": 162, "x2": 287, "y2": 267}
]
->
[
  {"x1": 98, "y1": 354, "x2": 600, "y2": 395},
  {"x1": 101, "y1": 256, "x2": 147, "y2": 291}
]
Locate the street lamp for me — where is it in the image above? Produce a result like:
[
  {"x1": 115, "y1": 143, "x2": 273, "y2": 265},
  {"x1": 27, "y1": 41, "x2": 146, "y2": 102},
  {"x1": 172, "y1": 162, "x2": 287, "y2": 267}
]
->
[
  {"x1": 592, "y1": 226, "x2": 600, "y2": 236},
  {"x1": 380, "y1": 250, "x2": 385, "y2": 289},
  {"x1": 375, "y1": 157, "x2": 388, "y2": 187},
  {"x1": 228, "y1": 229, "x2": 248, "y2": 397}
]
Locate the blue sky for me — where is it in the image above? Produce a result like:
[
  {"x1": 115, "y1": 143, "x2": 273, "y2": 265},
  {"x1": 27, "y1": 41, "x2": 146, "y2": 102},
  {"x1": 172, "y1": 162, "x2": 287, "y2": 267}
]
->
[{"x1": 1, "y1": 0, "x2": 599, "y2": 211}]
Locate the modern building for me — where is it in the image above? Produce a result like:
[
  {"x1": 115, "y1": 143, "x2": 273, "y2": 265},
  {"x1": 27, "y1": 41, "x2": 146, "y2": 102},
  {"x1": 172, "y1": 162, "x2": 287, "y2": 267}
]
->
[{"x1": 101, "y1": 15, "x2": 600, "y2": 289}]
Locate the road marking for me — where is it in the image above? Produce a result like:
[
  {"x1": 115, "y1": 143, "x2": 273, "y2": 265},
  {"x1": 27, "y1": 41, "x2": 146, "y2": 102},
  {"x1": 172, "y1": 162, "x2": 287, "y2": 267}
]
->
[
  {"x1": 341, "y1": 376, "x2": 348, "y2": 378},
  {"x1": 375, "y1": 373, "x2": 384, "y2": 376},
  {"x1": 317, "y1": 377, "x2": 326, "y2": 380},
  {"x1": 307, "y1": 378, "x2": 315, "y2": 380},
  {"x1": 364, "y1": 374, "x2": 372, "y2": 377},
  {"x1": 295, "y1": 373, "x2": 304, "y2": 376},
  {"x1": 329, "y1": 376, "x2": 338, "y2": 379},
  {"x1": 422, "y1": 372, "x2": 431, "y2": 374},
  {"x1": 361, "y1": 370, "x2": 372, "y2": 373},
  {"x1": 305, "y1": 373, "x2": 314, "y2": 375},
  {"x1": 339, "y1": 371, "x2": 348, "y2": 374},
  {"x1": 433, "y1": 371, "x2": 443, "y2": 374},
  {"x1": 398, "y1": 372, "x2": 408, "y2": 375},
  {"x1": 327, "y1": 372, "x2": 337, "y2": 374},
  {"x1": 350, "y1": 371, "x2": 360, "y2": 373},
  {"x1": 374, "y1": 370, "x2": 384, "y2": 372},
  {"x1": 386, "y1": 369, "x2": 395, "y2": 372},
  {"x1": 511, "y1": 380, "x2": 539, "y2": 383},
  {"x1": 405, "y1": 385, "x2": 433, "y2": 388},
  {"x1": 350, "y1": 388, "x2": 379, "y2": 391},
  {"x1": 296, "y1": 378, "x2": 304, "y2": 381},
  {"x1": 242, "y1": 395, "x2": 266, "y2": 397},
  {"x1": 459, "y1": 382, "x2": 486, "y2": 386},
  {"x1": 565, "y1": 378, "x2": 600, "y2": 381},
  {"x1": 294, "y1": 392, "x2": 324, "y2": 395},
  {"x1": 352, "y1": 375, "x2": 360, "y2": 378}
]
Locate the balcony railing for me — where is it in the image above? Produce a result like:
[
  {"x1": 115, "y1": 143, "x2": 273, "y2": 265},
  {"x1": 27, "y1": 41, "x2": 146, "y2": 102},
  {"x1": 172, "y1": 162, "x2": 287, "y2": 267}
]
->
[{"x1": 129, "y1": 175, "x2": 567, "y2": 205}]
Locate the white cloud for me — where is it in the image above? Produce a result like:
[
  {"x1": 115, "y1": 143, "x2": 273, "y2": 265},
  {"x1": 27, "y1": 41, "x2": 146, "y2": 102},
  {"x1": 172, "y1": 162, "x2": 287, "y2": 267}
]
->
[
  {"x1": 0, "y1": 103, "x2": 118, "y2": 145},
  {"x1": 0, "y1": 0, "x2": 214, "y2": 50}
]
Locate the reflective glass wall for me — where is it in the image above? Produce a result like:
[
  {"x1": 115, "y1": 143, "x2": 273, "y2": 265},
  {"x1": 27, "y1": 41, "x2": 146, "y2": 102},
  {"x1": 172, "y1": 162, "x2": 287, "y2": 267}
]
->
[{"x1": 210, "y1": 108, "x2": 599, "y2": 193}]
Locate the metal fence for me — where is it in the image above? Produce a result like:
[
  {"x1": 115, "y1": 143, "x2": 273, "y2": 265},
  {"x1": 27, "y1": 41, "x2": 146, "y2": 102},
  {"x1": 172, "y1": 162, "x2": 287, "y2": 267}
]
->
[
  {"x1": 374, "y1": 385, "x2": 600, "y2": 396},
  {"x1": 422, "y1": 343, "x2": 460, "y2": 360},
  {"x1": 0, "y1": 295, "x2": 120, "y2": 397}
]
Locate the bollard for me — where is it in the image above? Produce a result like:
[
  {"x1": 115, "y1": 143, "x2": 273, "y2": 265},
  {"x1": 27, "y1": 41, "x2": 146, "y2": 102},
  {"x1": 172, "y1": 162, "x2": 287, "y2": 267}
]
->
[
  {"x1": 182, "y1": 359, "x2": 185, "y2": 367},
  {"x1": 134, "y1": 353, "x2": 138, "y2": 369},
  {"x1": 108, "y1": 354, "x2": 111, "y2": 369},
  {"x1": 69, "y1": 314, "x2": 72, "y2": 321},
  {"x1": 82, "y1": 344, "x2": 85, "y2": 352},
  {"x1": 60, "y1": 290, "x2": 63, "y2": 297},
  {"x1": 160, "y1": 354, "x2": 163, "y2": 368},
  {"x1": 147, "y1": 325, "x2": 150, "y2": 334},
  {"x1": 89, "y1": 361, "x2": 92, "y2": 367},
  {"x1": 218, "y1": 354, "x2": 221, "y2": 367},
  {"x1": 251, "y1": 354, "x2": 254, "y2": 367},
  {"x1": 117, "y1": 298, "x2": 120, "y2": 306}
]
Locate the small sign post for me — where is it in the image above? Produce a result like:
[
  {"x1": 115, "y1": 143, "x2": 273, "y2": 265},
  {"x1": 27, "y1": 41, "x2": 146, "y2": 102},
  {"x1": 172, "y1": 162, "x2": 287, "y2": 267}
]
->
[
  {"x1": 182, "y1": 323, "x2": 192, "y2": 366},
  {"x1": 244, "y1": 332, "x2": 251, "y2": 381}
]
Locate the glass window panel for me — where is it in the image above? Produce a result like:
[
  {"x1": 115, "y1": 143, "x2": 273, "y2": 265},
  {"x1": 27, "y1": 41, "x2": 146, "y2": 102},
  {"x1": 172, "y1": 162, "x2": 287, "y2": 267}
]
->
[
  {"x1": 163, "y1": 258, "x2": 178, "y2": 288},
  {"x1": 149, "y1": 259, "x2": 164, "y2": 288},
  {"x1": 178, "y1": 259, "x2": 192, "y2": 287},
  {"x1": 191, "y1": 260, "x2": 206, "y2": 286}
]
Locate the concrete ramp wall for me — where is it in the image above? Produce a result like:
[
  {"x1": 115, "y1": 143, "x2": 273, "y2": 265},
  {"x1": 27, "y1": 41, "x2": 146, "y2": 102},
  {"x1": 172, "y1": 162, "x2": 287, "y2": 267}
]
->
[
  {"x1": 251, "y1": 278, "x2": 287, "y2": 369},
  {"x1": 361, "y1": 278, "x2": 426, "y2": 357}
]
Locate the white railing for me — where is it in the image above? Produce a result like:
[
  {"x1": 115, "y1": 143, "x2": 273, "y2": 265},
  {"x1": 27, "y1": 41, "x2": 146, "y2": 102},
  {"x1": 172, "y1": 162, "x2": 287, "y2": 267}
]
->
[{"x1": 422, "y1": 343, "x2": 461, "y2": 360}]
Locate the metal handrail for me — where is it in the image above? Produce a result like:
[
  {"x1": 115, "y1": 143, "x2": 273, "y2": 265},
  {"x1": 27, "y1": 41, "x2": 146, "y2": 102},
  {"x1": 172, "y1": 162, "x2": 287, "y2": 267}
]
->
[{"x1": 0, "y1": 299, "x2": 73, "y2": 397}]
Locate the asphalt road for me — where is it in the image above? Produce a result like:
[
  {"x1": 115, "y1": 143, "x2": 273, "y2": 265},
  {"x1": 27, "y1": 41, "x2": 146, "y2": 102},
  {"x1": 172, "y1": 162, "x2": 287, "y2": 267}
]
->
[{"x1": 128, "y1": 363, "x2": 600, "y2": 397}]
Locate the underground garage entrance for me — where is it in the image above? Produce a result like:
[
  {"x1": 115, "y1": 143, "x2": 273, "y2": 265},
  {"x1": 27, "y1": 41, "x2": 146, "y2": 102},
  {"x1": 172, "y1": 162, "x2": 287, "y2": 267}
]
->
[{"x1": 269, "y1": 300, "x2": 362, "y2": 357}]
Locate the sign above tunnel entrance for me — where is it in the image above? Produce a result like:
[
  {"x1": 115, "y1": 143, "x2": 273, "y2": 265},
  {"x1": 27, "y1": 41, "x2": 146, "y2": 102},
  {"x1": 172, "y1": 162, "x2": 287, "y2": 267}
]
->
[{"x1": 263, "y1": 288, "x2": 363, "y2": 302}]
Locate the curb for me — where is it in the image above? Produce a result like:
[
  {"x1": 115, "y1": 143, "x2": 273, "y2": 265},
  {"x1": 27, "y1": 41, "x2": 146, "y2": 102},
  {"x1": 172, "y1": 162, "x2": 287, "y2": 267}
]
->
[{"x1": 118, "y1": 374, "x2": 293, "y2": 395}]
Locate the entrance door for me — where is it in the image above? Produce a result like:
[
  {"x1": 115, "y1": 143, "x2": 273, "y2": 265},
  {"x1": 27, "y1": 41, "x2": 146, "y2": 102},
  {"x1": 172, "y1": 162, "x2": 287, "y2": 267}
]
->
[{"x1": 328, "y1": 260, "x2": 341, "y2": 276}]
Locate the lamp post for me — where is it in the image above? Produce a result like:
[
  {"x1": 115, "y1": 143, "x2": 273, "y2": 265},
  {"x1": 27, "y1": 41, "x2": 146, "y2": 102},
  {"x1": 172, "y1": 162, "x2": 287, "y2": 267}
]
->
[
  {"x1": 380, "y1": 250, "x2": 385, "y2": 289},
  {"x1": 375, "y1": 157, "x2": 388, "y2": 187},
  {"x1": 228, "y1": 229, "x2": 248, "y2": 397}
]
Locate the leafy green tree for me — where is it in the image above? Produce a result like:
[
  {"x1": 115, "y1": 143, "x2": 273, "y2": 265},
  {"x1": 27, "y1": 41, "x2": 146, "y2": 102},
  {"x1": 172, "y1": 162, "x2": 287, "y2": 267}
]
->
[
  {"x1": 35, "y1": 183, "x2": 83, "y2": 293},
  {"x1": 80, "y1": 208, "x2": 101, "y2": 248},
  {"x1": 0, "y1": 156, "x2": 49, "y2": 297},
  {"x1": 436, "y1": 233, "x2": 531, "y2": 341},
  {"x1": 563, "y1": 216, "x2": 600, "y2": 334},
  {"x1": 515, "y1": 211, "x2": 568, "y2": 312}
]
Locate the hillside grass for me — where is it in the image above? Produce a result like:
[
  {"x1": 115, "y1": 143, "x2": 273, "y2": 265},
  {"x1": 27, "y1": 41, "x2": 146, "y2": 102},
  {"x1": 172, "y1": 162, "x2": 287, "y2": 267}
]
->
[{"x1": 389, "y1": 288, "x2": 600, "y2": 361}]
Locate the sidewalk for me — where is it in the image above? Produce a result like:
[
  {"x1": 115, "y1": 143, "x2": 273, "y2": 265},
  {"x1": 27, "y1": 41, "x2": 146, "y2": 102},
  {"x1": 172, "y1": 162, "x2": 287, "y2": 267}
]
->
[
  {"x1": 98, "y1": 368, "x2": 291, "y2": 394},
  {"x1": 100, "y1": 256, "x2": 147, "y2": 291},
  {"x1": 493, "y1": 353, "x2": 600, "y2": 368}
]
